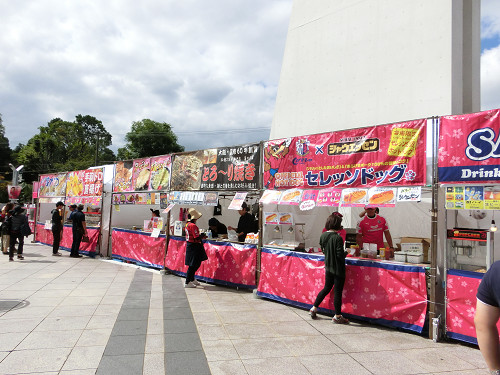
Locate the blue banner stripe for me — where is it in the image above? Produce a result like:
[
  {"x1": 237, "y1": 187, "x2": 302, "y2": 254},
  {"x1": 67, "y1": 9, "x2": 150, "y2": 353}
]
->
[
  {"x1": 447, "y1": 268, "x2": 485, "y2": 279},
  {"x1": 439, "y1": 165, "x2": 500, "y2": 183}
]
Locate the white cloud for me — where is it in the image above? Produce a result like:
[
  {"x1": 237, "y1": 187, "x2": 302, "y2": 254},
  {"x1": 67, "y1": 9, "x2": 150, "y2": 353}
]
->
[
  {"x1": 481, "y1": 45, "x2": 500, "y2": 111},
  {"x1": 482, "y1": 0, "x2": 500, "y2": 39},
  {"x1": 0, "y1": 0, "x2": 293, "y2": 151}
]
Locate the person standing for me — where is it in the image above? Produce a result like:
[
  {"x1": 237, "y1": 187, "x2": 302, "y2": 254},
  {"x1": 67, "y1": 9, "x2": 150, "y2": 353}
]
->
[
  {"x1": 228, "y1": 202, "x2": 255, "y2": 242},
  {"x1": 70, "y1": 204, "x2": 87, "y2": 258},
  {"x1": 1, "y1": 203, "x2": 15, "y2": 254},
  {"x1": 51, "y1": 201, "x2": 65, "y2": 256},
  {"x1": 474, "y1": 261, "x2": 500, "y2": 374},
  {"x1": 184, "y1": 208, "x2": 207, "y2": 288},
  {"x1": 8, "y1": 205, "x2": 28, "y2": 261},
  {"x1": 309, "y1": 213, "x2": 349, "y2": 324},
  {"x1": 356, "y1": 206, "x2": 394, "y2": 253}
]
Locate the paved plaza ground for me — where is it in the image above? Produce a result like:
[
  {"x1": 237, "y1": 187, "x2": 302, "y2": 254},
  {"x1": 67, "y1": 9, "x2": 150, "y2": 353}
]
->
[{"x1": 0, "y1": 241, "x2": 491, "y2": 374}]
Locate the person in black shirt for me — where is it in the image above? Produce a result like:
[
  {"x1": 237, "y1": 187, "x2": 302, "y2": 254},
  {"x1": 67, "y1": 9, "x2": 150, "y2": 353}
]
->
[
  {"x1": 208, "y1": 217, "x2": 227, "y2": 238},
  {"x1": 51, "y1": 201, "x2": 65, "y2": 256},
  {"x1": 228, "y1": 202, "x2": 255, "y2": 242},
  {"x1": 70, "y1": 204, "x2": 87, "y2": 258}
]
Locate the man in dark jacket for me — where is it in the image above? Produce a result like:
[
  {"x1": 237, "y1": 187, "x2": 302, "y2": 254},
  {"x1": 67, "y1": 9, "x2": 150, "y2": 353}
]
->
[
  {"x1": 8, "y1": 205, "x2": 28, "y2": 261},
  {"x1": 70, "y1": 204, "x2": 87, "y2": 258},
  {"x1": 51, "y1": 201, "x2": 65, "y2": 256}
]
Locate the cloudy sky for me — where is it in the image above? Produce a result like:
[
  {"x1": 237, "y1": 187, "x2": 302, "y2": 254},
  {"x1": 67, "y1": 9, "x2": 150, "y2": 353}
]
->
[{"x1": 1, "y1": 0, "x2": 500, "y2": 154}]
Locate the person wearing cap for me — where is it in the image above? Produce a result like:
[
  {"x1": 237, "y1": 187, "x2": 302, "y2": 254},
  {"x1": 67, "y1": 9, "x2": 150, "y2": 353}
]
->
[
  {"x1": 356, "y1": 206, "x2": 394, "y2": 253},
  {"x1": 69, "y1": 204, "x2": 87, "y2": 258},
  {"x1": 208, "y1": 217, "x2": 227, "y2": 238},
  {"x1": 228, "y1": 202, "x2": 255, "y2": 242},
  {"x1": 51, "y1": 201, "x2": 65, "y2": 256},
  {"x1": 474, "y1": 260, "x2": 500, "y2": 375},
  {"x1": 7, "y1": 205, "x2": 28, "y2": 261},
  {"x1": 184, "y1": 208, "x2": 207, "y2": 288}
]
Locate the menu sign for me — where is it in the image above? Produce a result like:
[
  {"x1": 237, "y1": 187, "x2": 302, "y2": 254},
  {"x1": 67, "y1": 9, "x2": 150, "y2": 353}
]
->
[
  {"x1": 113, "y1": 160, "x2": 133, "y2": 192},
  {"x1": 149, "y1": 155, "x2": 171, "y2": 191},
  {"x1": 132, "y1": 158, "x2": 151, "y2": 191},
  {"x1": 66, "y1": 168, "x2": 103, "y2": 197},
  {"x1": 39, "y1": 173, "x2": 67, "y2": 197},
  {"x1": 445, "y1": 187, "x2": 465, "y2": 209}
]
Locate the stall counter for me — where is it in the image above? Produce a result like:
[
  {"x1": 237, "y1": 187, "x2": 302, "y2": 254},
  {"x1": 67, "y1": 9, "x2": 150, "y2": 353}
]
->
[
  {"x1": 111, "y1": 228, "x2": 166, "y2": 269},
  {"x1": 257, "y1": 246, "x2": 428, "y2": 333},
  {"x1": 35, "y1": 223, "x2": 99, "y2": 256},
  {"x1": 165, "y1": 236, "x2": 257, "y2": 289}
]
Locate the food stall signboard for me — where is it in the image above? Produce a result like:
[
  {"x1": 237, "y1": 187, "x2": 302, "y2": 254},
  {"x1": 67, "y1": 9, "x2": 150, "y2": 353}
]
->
[
  {"x1": 397, "y1": 186, "x2": 421, "y2": 202},
  {"x1": 66, "y1": 168, "x2": 104, "y2": 197},
  {"x1": 445, "y1": 187, "x2": 464, "y2": 209},
  {"x1": 132, "y1": 158, "x2": 151, "y2": 191},
  {"x1": 259, "y1": 190, "x2": 282, "y2": 204},
  {"x1": 149, "y1": 155, "x2": 171, "y2": 191},
  {"x1": 316, "y1": 188, "x2": 342, "y2": 207},
  {"x1": 228, "y1": 192, "x2": 248, "y2": 210},
  {"x1": 341, "y1": 188, "x2": 368, "y2": 207},
  {"x1": 279, "y1": 189, "x2": 302, "y2": 205},
  {"x1": 113, "y1": 161, "x2": 133, "y2": 192},
  {"x1": 263, "y1": 119, "x2": 426, "y2": 189},
  {"x1": 446, "y1": 229, "x2": 488, "y2": 242},
  {"x1": 39, "y1": 173, "x2": 67, "y2": 197},
  {"x1": 367, "y1": 187, "x2": 396, "y2": 207},
  {"x1": 439, "y1": 109, "x2": 500, "y2": 183}
]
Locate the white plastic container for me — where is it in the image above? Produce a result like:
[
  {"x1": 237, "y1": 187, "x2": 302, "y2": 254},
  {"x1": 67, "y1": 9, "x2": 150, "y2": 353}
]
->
[
  {"x1": 394, "y1": 252, "x2": 407, "y2": 262},
  {"x1": 406, "y1": 253, "x2": 424, "y2": 264}
]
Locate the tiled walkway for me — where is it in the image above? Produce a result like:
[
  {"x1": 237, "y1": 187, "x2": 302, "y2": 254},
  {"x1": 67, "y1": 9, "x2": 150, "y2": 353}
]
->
[{"x1": 0, "y1": 241, "x2": 491, "y2": 374}]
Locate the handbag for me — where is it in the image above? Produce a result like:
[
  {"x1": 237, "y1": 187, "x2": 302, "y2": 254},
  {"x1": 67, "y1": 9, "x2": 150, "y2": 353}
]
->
[{"x1": 82, "y1": 235, "x2": 90, "y2": 243}]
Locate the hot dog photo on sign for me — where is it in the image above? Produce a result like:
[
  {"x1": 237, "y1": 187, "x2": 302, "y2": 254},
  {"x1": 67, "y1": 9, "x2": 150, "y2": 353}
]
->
[{"x1": 367, "y1": 187, "x2": 396, "y2": 206}]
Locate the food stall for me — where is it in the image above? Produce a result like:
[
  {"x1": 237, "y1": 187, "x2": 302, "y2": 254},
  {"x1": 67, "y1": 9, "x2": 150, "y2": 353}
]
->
[
  {"x1": 109, "y1": 156, "x2": 171, "y2": 269},
  {"x1": 164, "y1": 144, "x2": 260, "y2": 289},
  {"x1": 35, "y1": 168, "x2": 104, "y2": 256},
  {"x1": 257, "y1": 119, "x2": 433, "y2": 333},
  {"x1": 438, "y1": 109, "x2": 500, "y2": 344}
]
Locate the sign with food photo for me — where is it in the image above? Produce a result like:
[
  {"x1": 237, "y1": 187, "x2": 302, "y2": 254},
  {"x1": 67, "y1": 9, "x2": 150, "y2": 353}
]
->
[
  {"x1": 39, "y1": 173, "x2": 68, "y2": 197},
  {"x1": 149, "y1": 155, "x2": 171, "y2": 191},
  {"x1": 367, "y1": 187, "x2": 396, "y2": 207},
  {"x1": 113, "y1": 160, "x2": 133, "y2": 192},
  {"x1": 263, "y1": 119, "x2": 426, "y2": 189},
  {"x1": 279, "y1": 189, "x2": 302, "y2": 205},
  {"x1": 341, "y1": 188, "x2": 368, "y2": 207},
  {"x1": 316, "y1": 188, "x2": 342, "y2": 207},
  {"x1": 170, "y1": 151, "x2": 204, "y2": 191},
  {"x1": 66, "y1": 168, "x2": 104, "y2": 197},
  {"x1": 132, "y1": 158, "x2": 151, "y2": 191},
  {"x1": 200, "y1": 143, "x2": 260, "y2": 191},
  {"x1": 264, "y1": 212, "x2": 279, "y2": 225}
]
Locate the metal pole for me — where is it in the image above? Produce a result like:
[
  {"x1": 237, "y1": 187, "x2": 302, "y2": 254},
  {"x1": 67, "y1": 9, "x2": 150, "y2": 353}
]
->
[
  {"x1": 94, "y1": 134, "x2": 100, "y2": 166},
  {"x1": 429, "y1": 116, "x2": 439, "y2": 339}
]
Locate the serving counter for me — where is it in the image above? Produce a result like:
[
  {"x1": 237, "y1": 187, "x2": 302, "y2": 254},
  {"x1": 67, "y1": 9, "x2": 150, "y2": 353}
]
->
[
  {"x1": 35, "y1": 223, "x2": 100, "y2": 256},
  {"x1": 257, "y1": 246, "x2": 429, "y2": 333},
  {"x1": 165, "y1": 236, "x2": 257, "y2": 289},
  {"x1": 111, "y1": 228, "x2": 166, "y2": 269}
]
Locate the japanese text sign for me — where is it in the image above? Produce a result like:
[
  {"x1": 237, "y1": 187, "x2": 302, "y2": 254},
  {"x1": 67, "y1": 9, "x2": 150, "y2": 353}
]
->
[
  {"x1": 66, "y1": 168, "x2": 103, "y2": 197},
  {"x1": 39, "y1": 173, "x2": 67, "y2": 197},
  {"x1": 263, "y1": 119, "x2": 426, "y2": 189}
]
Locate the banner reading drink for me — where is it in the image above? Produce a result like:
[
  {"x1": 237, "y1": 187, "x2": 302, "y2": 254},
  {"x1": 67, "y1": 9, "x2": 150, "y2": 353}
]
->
[
  {"x1": 439, "y1": 109, "x2": 500, "y2": 183},
  {"x1": 263, "y1": 119, "x2": 426, "y2": 189}
]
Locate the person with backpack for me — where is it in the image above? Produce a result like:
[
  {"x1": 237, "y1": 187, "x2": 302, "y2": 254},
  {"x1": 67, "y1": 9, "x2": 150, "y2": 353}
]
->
[{"x1": 8, "y1": 205, "x2": 29, "y2": 261}]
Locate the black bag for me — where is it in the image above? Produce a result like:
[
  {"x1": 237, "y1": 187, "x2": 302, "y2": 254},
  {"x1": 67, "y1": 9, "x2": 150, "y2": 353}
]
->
[
  {"x1": 82, "y1": 235, "x2": 90, "y2": 243},
  {"x1": 21, "y1": 222, "x2": 32, "y2": 237}
]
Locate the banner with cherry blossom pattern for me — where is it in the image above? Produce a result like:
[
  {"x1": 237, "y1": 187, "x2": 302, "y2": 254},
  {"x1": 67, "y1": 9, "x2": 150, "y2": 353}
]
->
[
  {"x1": 263, "y1": 119, "x2": 426, "y2": 189},
  {"x1": 446, "y1": 269, "x2": 500, "y2": 344},
  {"x1": 165, "y1": 236, "x2": 257, "y2": 288},
  {"x1": 35, "y1": 224, "x2": 100, "y2": 256},
  {"x1": 439, "y1": 108, "x2": 500, "y2": 183},
  {"x1": 111, "y1": 228, "x2": 166, "y2": 269},
  {"x1": 257, "y1": 247, "x2": 428, "y2": 333}
]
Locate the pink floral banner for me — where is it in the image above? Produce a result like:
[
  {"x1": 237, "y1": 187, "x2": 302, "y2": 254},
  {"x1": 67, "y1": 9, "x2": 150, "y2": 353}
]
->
[
  {"x1": 111, "y1": 228, "x2": 166, "y2": 268},
  {"x1": 165, "y1": 236, "x2": 257, "y2": 288},
  {"x1": 257, "y1": 248, "x2": 427, "y2": 332},
  {"x1": 35, "y1": 224, "x2": 99, "y2": 255},
  {"x1": 446, "y1": 269, "x2": 500, "y2": 344}
]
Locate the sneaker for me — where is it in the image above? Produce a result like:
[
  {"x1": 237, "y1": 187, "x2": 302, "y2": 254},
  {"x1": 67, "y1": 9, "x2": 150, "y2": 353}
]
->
[
  {"x1": 191, "y1": 280, "x2": 201, "y2": 286},
  {"x1": 17, "y1": 255, "x2": 25, "y2": 260},
  {"x1": 70, "y1": 254, "x2": 83, "y2": 258},
  {"x1": 52, "y1": 252, "x2": 62, "y2": 256},
  {"x1": 184, "y1": 282, "x2": 196, "y2": 288},
  {"x1": 9, "y1": 257, "x2": 13, "y2": 262},
  {"x1": 309, "y1": 308, "x2": 317, "y2": 319},
  {"x1": 332, "y1": 315, "x2": 349, "y2": 324}
]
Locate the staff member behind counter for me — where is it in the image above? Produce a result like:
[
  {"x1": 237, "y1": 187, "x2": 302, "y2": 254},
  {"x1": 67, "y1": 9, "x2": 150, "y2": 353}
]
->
[
  {"x1": 208, "y1": 217, "x2": 227, "y2": 238},
  {"x1": 356, "y1": 206, "x2": 394, "y2": 253},
  {"x1": 228, "y1": 202, "x2": 256, "y2": 242}
]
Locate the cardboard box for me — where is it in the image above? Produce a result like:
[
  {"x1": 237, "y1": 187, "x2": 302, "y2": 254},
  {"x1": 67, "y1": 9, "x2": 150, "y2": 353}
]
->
[{"x1": 399, "y1": 237, "x2": 430, "y2": 263}]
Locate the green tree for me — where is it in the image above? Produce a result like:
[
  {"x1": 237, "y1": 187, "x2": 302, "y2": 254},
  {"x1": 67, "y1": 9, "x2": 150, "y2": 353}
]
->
[
  {"x1": 15, "y1": 115, "x2": 115, "y2": 182},
  {"x1": 0, "y1": 114, "x2": 13, "y2": 202},
  {"x1": 117, "y1": 119, "x2": 184, "y2": 159}
]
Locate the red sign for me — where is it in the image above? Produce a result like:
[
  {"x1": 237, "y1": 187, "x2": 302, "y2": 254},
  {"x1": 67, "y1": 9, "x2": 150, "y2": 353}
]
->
[
  {"x1": 446, "y1": 229, "x2": 488, "y2": 242},
  {"x1": 7, "y1": 185, "x2": 22, "y2": 200},
  {"x1": 439, "y1": 109, "x2": 500, "y2": 183},
  {"x1": 66, "y1": 168, "x2": 104, "y2": 197},
  {"x1": 263, "y1": 119, "x2": 426, "y2": 189}
]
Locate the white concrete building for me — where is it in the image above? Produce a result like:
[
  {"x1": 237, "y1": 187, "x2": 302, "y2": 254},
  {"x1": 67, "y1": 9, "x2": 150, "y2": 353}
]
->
[{"x1": 270, "y1": 0, "x2": 480, "y2": 139}]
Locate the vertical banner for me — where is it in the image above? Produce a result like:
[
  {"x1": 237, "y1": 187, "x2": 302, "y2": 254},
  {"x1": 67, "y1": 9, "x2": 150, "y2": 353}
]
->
[
  {"x1": 149, "y1": 155, "x2": 171, "y2": 191},
  {"x1": 439, "y1": 109, "x2": 500, "y2": 183},
  {"x1": 113, "y1": 160, "x2": 133, "y2": 192},
  {"x1": 263, "y1": 119, "x2": 426, "y2": 189},
  {"x1": 132, "y1": 158, "x2": 151, "y2": 191}
]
